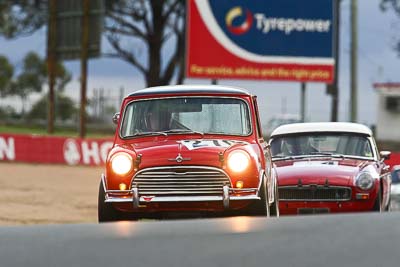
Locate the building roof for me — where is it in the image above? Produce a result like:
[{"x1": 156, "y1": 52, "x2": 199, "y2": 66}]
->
[
  {"x1": 373, "y1": 82, "x2": 400, "y2": 96},
  {"x1": 129, "y1": 85, "x2": 251, "y2": 97},
  {"x1": 373, "y1": 82, "x2": 400, "y2": 90},
  {"x1": 270, "y1": 122, "x2": 373, "y2": 137}
]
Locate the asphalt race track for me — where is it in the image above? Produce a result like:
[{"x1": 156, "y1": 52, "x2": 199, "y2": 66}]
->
[{"x1": 1, "y1": 212, "x2": 399, "y2": 267}]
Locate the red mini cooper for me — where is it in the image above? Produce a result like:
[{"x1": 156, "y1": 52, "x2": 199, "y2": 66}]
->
[
  {"x1": 98, "y1": 85, "x2": 279, "y2": 221},
  {"x1": 270, "y1": 122, "x2": 391, "y2": 215}
]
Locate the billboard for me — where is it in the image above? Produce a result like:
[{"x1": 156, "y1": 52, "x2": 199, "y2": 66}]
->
[
  {"x1": 186, "y1": 0, "x2": 335, "y2": 83},
  {"x1": 54, "y1": 0, "x2": 104, "y2": 60}
]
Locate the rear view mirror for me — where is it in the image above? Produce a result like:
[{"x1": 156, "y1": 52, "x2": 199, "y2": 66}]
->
[
  {"x1": 380, "y1": 151, "x2": 391, "y2": 160},
  {"x1": 112, "y1": 112, "x2": 120, "y2": 125}
]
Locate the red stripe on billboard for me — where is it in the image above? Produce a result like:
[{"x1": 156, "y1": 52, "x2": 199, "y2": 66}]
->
[{"x1": 0, "y1": 134, "x2": 113, "y2": 166}]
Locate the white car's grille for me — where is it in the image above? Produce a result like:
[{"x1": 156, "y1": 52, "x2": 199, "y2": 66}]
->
[{"x1": 279, "y1": 185, "x2": 352, "y2": 201}]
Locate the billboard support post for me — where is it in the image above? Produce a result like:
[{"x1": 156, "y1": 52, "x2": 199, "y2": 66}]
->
[
  {"x1": 330, "y1": 0, "x2": 341, "y2": 122},
  {"x1": 47, "y1": 0, "x2": 57, "y2": 134},
  {"x1": 301, "y1": 83, "x2": 306, "y2": 122},
  {"x1": 79, "y1": 0, "x2": 90, "y2": 138},
  {"x1": 350, "y1": 0, "x2": 358, "y2": 122}
]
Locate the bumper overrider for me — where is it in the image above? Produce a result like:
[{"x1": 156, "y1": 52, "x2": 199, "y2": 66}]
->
[{"x1": 101, "y1": 166, "x2": 261, "y2": 210}]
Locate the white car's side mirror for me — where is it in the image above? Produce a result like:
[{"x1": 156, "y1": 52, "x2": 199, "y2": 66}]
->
[{"x1": 380, "y1": 151, "x2": 391, "y2": 161}]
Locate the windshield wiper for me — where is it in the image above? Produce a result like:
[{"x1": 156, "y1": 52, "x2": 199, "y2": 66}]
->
[
  {"x1": 162, "y1": 129, "x2": 204, "y2": 137},
  {"x1": 127, "y1": 131, "x2": 168, "y2": 137},
  {"x1": 308, "y1": 153, "x2": 374, "y2": 160},
  {"x1": 272, "y1": 153, "x2": 344, "y2": 160},
  {"x1": 308, "y1": 152, "x2": 345, "y2": 158},
  {"x1": 272, "y1": 155, "x2": 297, "y2": 160},
  {"x1": 309, "y1": 152, "x2": 334, "y2": 156}
]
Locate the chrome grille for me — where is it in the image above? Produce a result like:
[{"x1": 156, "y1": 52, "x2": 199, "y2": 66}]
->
[
  {"x1": 279, "y1": 186, "x2": 352, "y2": 201},
  {"x1": 132, "y1": 167, "x2": 231, "y2": 196}
]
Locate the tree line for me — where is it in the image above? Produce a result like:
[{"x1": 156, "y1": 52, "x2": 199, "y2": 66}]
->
[{"x1": 0, "y1": 52, "x2": 75, "y2": 121}]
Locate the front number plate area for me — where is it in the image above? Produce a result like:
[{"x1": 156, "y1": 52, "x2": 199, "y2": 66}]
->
[{"x1": 297, "y1": 208, "x2": 330, "y2": 214}]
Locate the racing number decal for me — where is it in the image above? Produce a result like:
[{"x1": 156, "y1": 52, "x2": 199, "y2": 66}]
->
[{"x1": 181, "y1": 140, "x2": 247, "y2": 150}]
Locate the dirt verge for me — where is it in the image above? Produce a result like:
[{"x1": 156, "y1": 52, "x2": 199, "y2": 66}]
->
[{"x1": 0, "y1": 162, "x2": 102, "y2": 225}]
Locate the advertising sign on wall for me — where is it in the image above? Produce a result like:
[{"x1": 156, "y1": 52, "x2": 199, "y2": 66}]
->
[
  {"x1": 186, "y1": 0, "x2": 335, "y2": 83},
  {"x1": 0, "y1": 134, "x2": 113, "y2": 166}
]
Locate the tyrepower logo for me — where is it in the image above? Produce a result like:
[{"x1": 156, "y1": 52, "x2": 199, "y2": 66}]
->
[
  {"x1": 0, "y1": 137, "x2": 15, "y2": 161},
  {"x1": 225, "y1": 6, "x2": 253, "y2": 35},
  {"x1": 225, "y1": 7, "x2": 331, "y2": 36},
  {"x1": 254, "y1": 13, "x2": 331, "y2": 35},
  {"x1": 63, "y1": 139, "x2": 113, "y2": 166}
]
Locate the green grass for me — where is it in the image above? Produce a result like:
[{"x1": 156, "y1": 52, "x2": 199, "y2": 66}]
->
[{"x1": 0, "y1": 124, "x2": 114, "y2": 138}]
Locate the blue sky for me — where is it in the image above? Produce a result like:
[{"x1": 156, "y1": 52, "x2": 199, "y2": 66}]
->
[{"x1": 0, "y1": 0, "x2": 399, "y2": 127}]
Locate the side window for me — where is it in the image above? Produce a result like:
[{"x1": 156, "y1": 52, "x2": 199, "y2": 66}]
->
[{"x1": 360, "y1": 139, "x2": 373, "y2": 157}]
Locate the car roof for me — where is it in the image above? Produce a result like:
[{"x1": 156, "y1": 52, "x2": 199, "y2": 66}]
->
[
  {"x1": 128, "y1": 85, "x2": 251, "y2": 97},
  {"x1": 270, "y1": 122, "x2": 373, "y2": 137}
]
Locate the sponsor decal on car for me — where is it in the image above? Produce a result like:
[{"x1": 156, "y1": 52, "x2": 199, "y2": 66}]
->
[{"x1": 180, "y1": 139, "x2": 248, "y2": 150}]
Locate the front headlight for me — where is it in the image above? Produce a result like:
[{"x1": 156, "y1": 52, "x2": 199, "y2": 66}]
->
[
  {"x1": 356, "y1": 172, "x2": 374, "y2": 190},
  {"x1": 111, "y1": 153, "x2": 133, "y2": 175},
  {"x1": 227, "y1": 150, "x2": 250, "y2": 172}
]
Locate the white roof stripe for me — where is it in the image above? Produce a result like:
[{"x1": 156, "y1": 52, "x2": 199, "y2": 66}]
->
[{"x1": 270, "y1": 122, "x2": 373, "y2": 137}]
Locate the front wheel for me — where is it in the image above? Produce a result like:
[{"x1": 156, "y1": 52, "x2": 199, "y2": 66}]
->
[
  {"x1": 98, "y1": 181, "x2": 123, "y2": 222},
  {"x1": 270, "y1": 183, "x2": 280, "y2": 217},
  {"x1": 372, "y1": 187, "x2": 382, "y2": 212},
  {"x1": 248, "y1": 177, "x2": 270, "y2": 217},
  {"x1": 386, "y1": 198, "x2": 391, "y2": 212}
]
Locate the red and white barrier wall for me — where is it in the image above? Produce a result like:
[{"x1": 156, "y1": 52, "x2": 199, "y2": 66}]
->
[
  {"x1": 0, "y1": 134, "x2": 113, "y2": 166},
  {"x1": 2, "y1": 133, "x2": 400, "y2": 169}
]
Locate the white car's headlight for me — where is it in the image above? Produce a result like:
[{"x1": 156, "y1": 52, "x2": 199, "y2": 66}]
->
[
  {"x1": 111, "y1": 153, "x2": 133, "y2": 175},
  {"x1": 227, "y1": 150, "x2": 250, "y2": 172},
  {"x1": 356, "y1": 172, "x2": 374, "y2": 190}
]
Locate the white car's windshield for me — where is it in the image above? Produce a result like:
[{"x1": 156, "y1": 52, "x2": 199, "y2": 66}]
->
[
  {"x1": 270, "y1": 133, "x2": 374, "y2": 159},
  {"x1": 120, "y1": 97, "x2": 251, "y2": 137}
]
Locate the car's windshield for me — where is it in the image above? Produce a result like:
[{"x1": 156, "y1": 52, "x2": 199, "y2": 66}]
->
[
  {"x1": 120, "y1": 97, "x2": 251, "y2": 137},
  {"x1": 270, "y1": 133, "x2": 374, "y2": 159}
]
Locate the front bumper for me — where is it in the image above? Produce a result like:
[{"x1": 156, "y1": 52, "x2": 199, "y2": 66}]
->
[{"x1": 101, "y1": 174, "x2": 260, "y2": 210}]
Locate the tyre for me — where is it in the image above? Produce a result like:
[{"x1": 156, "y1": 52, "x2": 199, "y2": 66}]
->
[
  {"x1": 248, "y1": 177, "x2": 270, "y2": 217},
  {"x1": 372, "y1": 187, "x2": 382, "y2": 212},
  {"x1": 270, "y1": 183, "x2": 280, "y2": 217},
  {"x1": 385, "y1": 198, "x2": 391, "y2": 212},
  {"x1": 98, "y1": 181, "x2": 122, "y2": 222}
]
